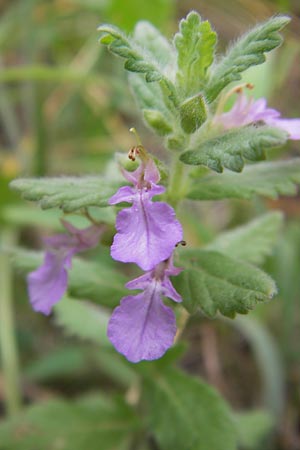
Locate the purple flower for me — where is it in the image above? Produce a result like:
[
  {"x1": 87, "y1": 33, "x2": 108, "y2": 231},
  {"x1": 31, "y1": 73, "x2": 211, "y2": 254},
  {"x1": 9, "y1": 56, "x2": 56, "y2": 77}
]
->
[
  {"x1": 214, "y1": 92, "x2": 300, "y2": 140},
  {"x1": 27, "y1": 220, "x2": 104, "y2": 315},
  {"x1": 109, "y1": 152, "x2": 183, "y2": 271},
  {"x1": 107, "y1": 256, "x2": 182, "y2": 363}
]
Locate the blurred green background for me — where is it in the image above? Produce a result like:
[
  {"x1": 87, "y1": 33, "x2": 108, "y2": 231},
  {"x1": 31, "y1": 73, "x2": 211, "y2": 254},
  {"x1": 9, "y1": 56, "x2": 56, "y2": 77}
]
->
[{"x1": 0, "y1": 1, "x2": 300, "y2": 449}]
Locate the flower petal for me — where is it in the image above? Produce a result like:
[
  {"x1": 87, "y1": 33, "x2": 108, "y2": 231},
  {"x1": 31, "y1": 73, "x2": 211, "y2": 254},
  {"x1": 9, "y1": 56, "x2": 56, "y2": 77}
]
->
[
  {"x1": 125, "y1": 272, "x2": 153, "y2": 290},
  {"x1": 143, "y1": 159, "x2": 160, "y2": 184},
  {"x1": 269, "y1": 118, "x2": 300, "y2": 140},
  {"x1": 111, "y1": 194, "x2": 183, "y2": 270},
  {"x1": 107, "y1": 284, "x2": 176, "y2": 363},
  {"x1": 109, "y1": 186, "x2": 136, "y2": 205},
  {"x1": 27, "y1": 251, "x2": 71, "y2": 315},
  {"x1": 161, "y1": 276, "x2": 182, "y2": 302}
]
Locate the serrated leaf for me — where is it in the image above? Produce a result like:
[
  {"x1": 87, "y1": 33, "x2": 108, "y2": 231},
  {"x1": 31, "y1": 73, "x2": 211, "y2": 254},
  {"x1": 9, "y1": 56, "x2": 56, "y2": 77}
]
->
[
  {"x1": 98, "y1": 23, "x2": 179, "y2": 117},
  {"x1": 98, "y1": 24, "x2": 164, "y2": 82},
  {"x1": 174, "y1": 11, "x2": 217, "y2": 96},
  {"x1": 11, "y1": 249, "x2": 128, "y2": 308},
  {"x1": 173, "y1": 249, "x2": 277, "y2": 317},
  {"x1": 0, "y1": 395, "x2": 139, "y2": 450},
  {"x1": 10, "y1": 176, "x2": 119, "y2": 212},
  {"x1": 144, "y1": 367, "x2": 237, "y2": 450},
  {"x1": 54, "y1": 297, "x2": 111, "y2": 346},
  {"x1": 180, "y1": 126, "x2": 287, "y2": 172},
  {"x1": 206, "y1": 16, "x2": 290, "y2": 102},
  {"x1": 207, "y1": 212, "x2": 284, "y2": 265},
  {"x1": 187, "y1": 159, "x2": 300, "y2": 200}
]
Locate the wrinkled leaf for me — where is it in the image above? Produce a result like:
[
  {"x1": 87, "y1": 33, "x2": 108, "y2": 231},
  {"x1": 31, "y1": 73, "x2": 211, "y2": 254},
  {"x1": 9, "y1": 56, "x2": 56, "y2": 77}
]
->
[
  {"x1": 207, "y1": 212, "x2": 284, "y2": 264},
  {"x1": 144, "y1": 367, "x2": 237, "y2": 450},
  {"x1": 174, "y1": 249, "x2": 277, "y2": 317},
  {"x1": 10, "y1": 177, "x2": 119, "y2": 212},
  {"x1": 180, "y1": 126, "x2": 287, "y2": 173},
  {"x1": 98, "y1": 24, "x2": 164, "y2": 82},
  {"x1": 206, "y1": 16, "x2": 290, "y2": 102},
  {"x1": 187, "y1": 159, "x2": 300, "y2": 200},
  {"x1": 174, "y1": 11, "x2": 217, "y2": 96}
]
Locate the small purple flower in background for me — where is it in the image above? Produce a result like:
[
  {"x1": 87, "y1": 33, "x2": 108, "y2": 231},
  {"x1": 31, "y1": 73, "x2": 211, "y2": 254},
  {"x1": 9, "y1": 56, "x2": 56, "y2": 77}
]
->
[
  {"x1": 109, "y1": 146, "x2": 183, "y2": 271},
  {"x1": 27, "y1": 220, "x2": 104, "y2": 315},
  {"x1": 108, "y1": 255, "x2": 182, "y2": 363},
  {"x1": 214, "y1": 90, "x2": 300, "y2": 140}
]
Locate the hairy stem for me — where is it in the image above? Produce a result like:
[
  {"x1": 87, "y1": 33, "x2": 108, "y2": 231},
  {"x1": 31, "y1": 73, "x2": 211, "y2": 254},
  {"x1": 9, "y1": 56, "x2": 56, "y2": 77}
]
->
[{"x1": 165, "y1": 156, "x2": 186, "y2": 208}]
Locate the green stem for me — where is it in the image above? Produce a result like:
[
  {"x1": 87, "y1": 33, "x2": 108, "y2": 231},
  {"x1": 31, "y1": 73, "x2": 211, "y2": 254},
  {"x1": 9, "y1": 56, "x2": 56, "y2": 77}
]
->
[
  {"x1": 166, "y1": 156, "x2": 186, "y2": 208},
  {"x1": 0, "y1": 229, "x2": 22, "y2": 415}
]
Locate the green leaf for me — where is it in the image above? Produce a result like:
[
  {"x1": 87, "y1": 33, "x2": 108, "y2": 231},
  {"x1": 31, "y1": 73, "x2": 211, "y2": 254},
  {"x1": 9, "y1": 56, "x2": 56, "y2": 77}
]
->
[
  {"x1": 10, "y1": 176, "x2": 120, "y2": 212},
  {"x1": 11, "y1": 249, "x2": 128, "y2": 308},
  {"x1": 207, "y1": 212, "x2": 284, "y2": 265},
  {"x1": 144, "y1": 367, "x2": 237, "y2": 450},
  {"x1": 129, "y1": 73, "x2": 166, "y2": 111},
  {"x1": 133, "y1": 20, "x2": 175, "y2": 67},
  {"x1": 24, "y1": 346, "x2": 91, "y2": 381},
  {"x1": 143, "y1": 109, "x2": 173, "y2": 135},
  {"x1": 174, "y1": 11, "x2": 217, "y2": 96},
  {"x1": 206, "y1": 15, "x2": 290, "y2": 102},
  {"x1": 98, "y1": 22, "x2": 179, "y2": 116},
  {"x1": 174, "y1": 249, "x2": 277, "y2": 317},
  {"x1": 0, "y1": 395, "x2": 139, "y2": 450},
  {"x1": 54, "y1": 297, "x2": 111, "y2": 346},
  {"x1": 234, "y1": 410, "x2": 274, "y2": 449},
  {"x1": 69, "y1": 259, "x2": 127, "y2": 307},
  {"x1": 98, "y1": 24, "x2": 164, "y2": 82},
  {"x1": 187, "y1": 159, "x2": 300, "y2": 200},
  {"x1": 2, "y1": 205, "x2": 115, "y2": 228},
  {"x1": 180, "y1": 126, "x2": 287, "y2": 172}
]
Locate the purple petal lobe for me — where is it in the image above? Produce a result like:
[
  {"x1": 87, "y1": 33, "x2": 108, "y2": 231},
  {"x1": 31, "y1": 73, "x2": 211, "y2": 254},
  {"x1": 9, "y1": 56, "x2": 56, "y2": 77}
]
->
[
  {"x1": 27, "y1": 251, "x2": 71, "y2": 315},
  {"x1": 269, "y1": 118, "x2": 300, "y2": 140},
  {"x1": 109, "y1": 186, "x2": 136, "y2": 205},
  {"x1": 111, "y1": 193, "x2": 183, "y2": 270},
  {"x1": 143, "y1": 159, "x2": 160, "y2": 184},
  {"x1": 161, "y1": 276, "x2": 182, "y2": 302},
  {"x1": 125, "y1": 272, "x2": 153, "y2": 290},
  {"x1": 107, "y1": 283, "x2": 176, "y2": 363}
]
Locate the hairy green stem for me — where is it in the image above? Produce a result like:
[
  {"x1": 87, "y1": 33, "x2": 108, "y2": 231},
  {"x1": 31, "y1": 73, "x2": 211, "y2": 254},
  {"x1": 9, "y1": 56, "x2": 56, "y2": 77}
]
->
[
  {"x1": 166, "y1": 156, "x2": 186, "y2": 208},
  {"x1": 0, "y1": 229, "x2": 22, "y2": 415}
]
